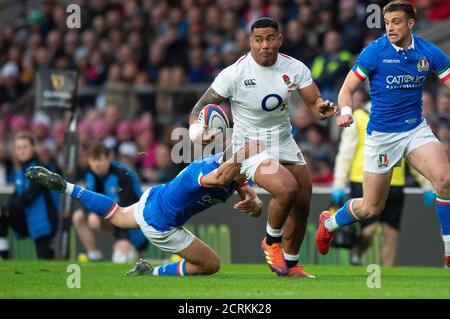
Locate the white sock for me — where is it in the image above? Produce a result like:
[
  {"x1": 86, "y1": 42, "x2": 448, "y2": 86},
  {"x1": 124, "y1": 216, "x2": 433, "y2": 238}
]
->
[
  {"x1": 324, "y1": 214, "x2": 340, "y2": 232},
  {"x1": 64, "y1": 182, "x2": 74, "y2": 195},
  {"x1": 153, "y1": 266, "x2": 160, "y2": 276},
  {"x1": 0, "y1": 237, "x2": 9, "y2": 251},
  {"x1": 88, "y1": 250, "x2": 103, "y2": 261},
  {"x1": 444, "y1": 235, "x2": 450, "y2": 256},
  {"x1": 266, "y1": 223, "x2": 283, "y2": 237},
  {"x1": 283, "y1": 252, "x2": 299, "y2": 261}
]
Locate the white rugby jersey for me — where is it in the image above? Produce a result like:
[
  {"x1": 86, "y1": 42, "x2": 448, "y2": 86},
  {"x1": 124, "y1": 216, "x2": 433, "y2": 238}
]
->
[{"x1": 211, "y1": 52, "x2": 313, "y2": 148}]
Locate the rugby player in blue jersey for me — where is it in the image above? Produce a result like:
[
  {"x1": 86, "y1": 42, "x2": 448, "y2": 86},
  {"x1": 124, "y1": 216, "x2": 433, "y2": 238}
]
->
[
  {"x1": 25, "y1": 141, "x2": 264, "y2": 276},
  {"x1": 316, "y1": 1, "x2": 450, "y2": 267}
]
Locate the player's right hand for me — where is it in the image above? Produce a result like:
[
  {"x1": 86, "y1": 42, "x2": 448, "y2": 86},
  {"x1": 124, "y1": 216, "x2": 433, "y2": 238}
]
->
[{"x1": 336, "y1": 114, "x2": 354, "y2": 127}]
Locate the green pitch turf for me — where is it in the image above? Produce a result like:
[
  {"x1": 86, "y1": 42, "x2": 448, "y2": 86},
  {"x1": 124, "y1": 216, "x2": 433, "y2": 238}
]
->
[{"x1": 1, "y1": 261, "x2": 449, "y2": 299}]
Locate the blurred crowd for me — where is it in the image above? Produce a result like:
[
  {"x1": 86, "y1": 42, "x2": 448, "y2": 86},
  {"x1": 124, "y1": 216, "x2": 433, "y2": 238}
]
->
[{"x1": 0, "y1": 0, "x2": 449, "y2": 186}]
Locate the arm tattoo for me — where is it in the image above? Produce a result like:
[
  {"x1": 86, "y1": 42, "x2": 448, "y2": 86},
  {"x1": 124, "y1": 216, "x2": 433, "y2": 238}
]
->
[{"x1": 190, "y1": 87, "x2": 225, "y2": 123}]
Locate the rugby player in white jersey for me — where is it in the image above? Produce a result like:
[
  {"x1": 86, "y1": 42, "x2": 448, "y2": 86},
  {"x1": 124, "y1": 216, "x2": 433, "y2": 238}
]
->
[{"x1": 189, "y1": 17, "x2": 336, "y2": 277}]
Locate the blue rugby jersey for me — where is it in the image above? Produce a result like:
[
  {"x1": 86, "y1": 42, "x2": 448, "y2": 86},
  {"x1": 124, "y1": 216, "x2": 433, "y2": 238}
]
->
[
  {"x1": 352, "y1": 35, "x2": 449, "y2": 134},
  {"x1": 142, "y1": 153, "x2": 239, "y2": 232}
]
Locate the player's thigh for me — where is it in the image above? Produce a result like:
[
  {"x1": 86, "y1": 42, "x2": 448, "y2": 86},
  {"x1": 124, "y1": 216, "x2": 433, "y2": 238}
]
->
[
  {"x1": 361, "y1": 171, "x2": 393, "y2": 215},
  {"x1": 253, "y1": 159, "x2": 298, "y2": 197},
  {"x1": 283, "y1": 163, "x2": 312, "y2": 209},
  {"x1": 177, "y1": 237, "x2": 220, "y2": 267},
  {"x1": 406, "y1": 141, "x2": 450, "y2": 190}
]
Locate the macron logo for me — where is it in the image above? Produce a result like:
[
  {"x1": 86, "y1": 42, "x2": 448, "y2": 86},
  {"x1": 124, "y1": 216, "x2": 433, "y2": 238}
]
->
[{"x1": 383, "y1": 59, "x2": 401, "y2": 63}]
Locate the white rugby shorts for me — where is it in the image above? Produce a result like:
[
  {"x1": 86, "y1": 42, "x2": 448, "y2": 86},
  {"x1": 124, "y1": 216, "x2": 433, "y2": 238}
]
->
[
  {"x1": 364, "y1": 120, "x2": 439, "y2": 174},
  {"x1": 133, "y1": 188, "x2": 196, "y2": 254},
  {"x1": 238, "y1": 136, "x2": 306, "y2": 181}
]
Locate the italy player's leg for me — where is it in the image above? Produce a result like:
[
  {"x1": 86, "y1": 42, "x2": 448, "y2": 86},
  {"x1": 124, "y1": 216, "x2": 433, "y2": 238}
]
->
[
  {"x1": 25, "y1": 165, "x2": 139, "y2": 226},
  {"x1": 405, "y1": 141, "x2": 450, "y2": 267},
  {"x1": 170, "y1": 238, "x2": 221, "y2": 275},
  {"x1": 127, "y1": 236, "x2": 220, "y2": 277},
  {"x1": 316, "y1": 170, "x2": 393, "y2": 255}
]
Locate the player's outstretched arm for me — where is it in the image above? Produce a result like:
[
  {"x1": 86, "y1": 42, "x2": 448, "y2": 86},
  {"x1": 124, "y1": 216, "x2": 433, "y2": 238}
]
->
[
  {"x1": 235, "y1": 184, "x2": 263, "y2": 217},
  {"x1": 336, "y1": 71, "x2": 361, "y2": 127},
  {"x1": 189, "y1": 87, "x2": 226, "y2": 145},
  {"x1": 201, "y1": 140, "x2": 265, "y2": 187},
  {"x1": 298, "y1": 82, "x2": 336, "y2": 120}
]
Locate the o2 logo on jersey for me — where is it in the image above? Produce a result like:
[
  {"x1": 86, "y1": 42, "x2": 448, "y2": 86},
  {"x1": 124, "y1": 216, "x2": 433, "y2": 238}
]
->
[{"x1": 261, "y1": 94, "x2": 286, "y2": 112}]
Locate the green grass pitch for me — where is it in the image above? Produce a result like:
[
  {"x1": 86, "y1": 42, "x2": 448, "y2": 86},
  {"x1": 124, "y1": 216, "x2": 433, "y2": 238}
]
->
[{"x1": 1, "y1": 261, "x2": 449, "y2": 299}]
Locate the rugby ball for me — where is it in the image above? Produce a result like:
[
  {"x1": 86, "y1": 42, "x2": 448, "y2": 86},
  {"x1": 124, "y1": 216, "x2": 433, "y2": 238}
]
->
[{"x1": 198, "y1": 104, "x2": 230, "y2": 136}]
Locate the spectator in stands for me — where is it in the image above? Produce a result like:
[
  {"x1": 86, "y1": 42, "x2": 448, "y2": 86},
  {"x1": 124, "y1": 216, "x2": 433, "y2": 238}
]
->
[
  {"x1": 147, "y1": 143, "x2": 182, "y2": 184},
  {"x1": 118, "y1": 141, "x2": 138, "y2": 170},
  {"x1": 282, "y1": 19, "x2": 315, "y2": 66},
  {"x1": 0, "y1": 62, "x2": 25, "y2": 105},
  {"x1": 338, "y1": 0, "x2": 366, "y2": 53},
  {"x1": 0, "y1": 132, "x2": 60, "y2": 259},
  {"x1": 311, "y1": 30, "x2": 352, "y2": 102},
  {"x1": 71, "y1": 142, "x2": 147, "y2": 262},
  {"x1": 436, "y1": 90, "x2": 449, "y2": 123},
  {"x1": 291, "y1": 105, "x2": 315, "y2": 145}
]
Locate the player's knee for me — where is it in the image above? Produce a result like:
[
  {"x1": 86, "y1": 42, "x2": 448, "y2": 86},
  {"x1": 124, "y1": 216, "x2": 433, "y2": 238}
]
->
[
  {"x1": 72, "y1": 210, "x2": 85, "y2": 227},
  {"x1": 433, "y1": 173, "x2": 450, "y2": 195},
  {"x1": 274, "y1": 179, "x2": 298, "y2": 204},
  {"x1": 201, "y1": 255, "x2": 221, "y2": 275}
]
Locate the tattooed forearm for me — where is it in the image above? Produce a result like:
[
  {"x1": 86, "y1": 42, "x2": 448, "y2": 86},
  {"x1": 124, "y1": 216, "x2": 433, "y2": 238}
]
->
[{"x1": 190, "y1": 87, "x2": 225, "y2": 124}]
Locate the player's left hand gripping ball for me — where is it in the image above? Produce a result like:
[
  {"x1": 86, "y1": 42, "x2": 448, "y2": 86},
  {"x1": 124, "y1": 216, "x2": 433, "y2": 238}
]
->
[{"x1": 318, "y1": 100, "x2": 337, "y2": 120}]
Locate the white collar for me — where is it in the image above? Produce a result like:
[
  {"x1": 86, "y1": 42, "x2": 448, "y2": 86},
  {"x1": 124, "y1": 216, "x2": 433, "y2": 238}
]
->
[{"x1": 391, "y1": 35, "x2": 415, "y2": 52}]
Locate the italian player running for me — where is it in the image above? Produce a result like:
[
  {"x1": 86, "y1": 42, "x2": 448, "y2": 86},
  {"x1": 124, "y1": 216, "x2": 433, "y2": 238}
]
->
[{"x1": 316, "y1": 1, "x2": 450, "y2": 267}]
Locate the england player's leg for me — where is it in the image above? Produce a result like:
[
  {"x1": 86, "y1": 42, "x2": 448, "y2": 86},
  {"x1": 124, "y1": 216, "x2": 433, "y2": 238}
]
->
[
  {"x1": 277, "y1": 138, "x2": 314, "y2": 277},
  {"x1": 405, "y1": 138, "x2": 450, "y2": 266},
  {"x1": 249, "y1": 153, "x2": 299, "y2": 276},
  {"x1": 282, "y1": 163, "x2": 315, "y2": 277}
]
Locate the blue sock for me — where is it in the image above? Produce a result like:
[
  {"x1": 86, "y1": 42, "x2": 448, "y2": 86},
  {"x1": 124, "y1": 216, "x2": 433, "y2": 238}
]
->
[
  {"x1": 153, "y1": 259, "x2": 188, "y2": 276},
  {"x1": 436, "y1": 196, "x2": 450, "y2": 256},
  {"x1": 67, "y1": 184, "x2": 118, "y2": 219},
  {"x1": 334, "y1": 199, "x2": 360, "y2": 227}
]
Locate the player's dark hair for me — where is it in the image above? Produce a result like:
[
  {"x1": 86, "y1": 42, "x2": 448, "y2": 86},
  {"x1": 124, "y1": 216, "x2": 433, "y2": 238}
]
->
[
  {"x1": 250, "y1": 17, "x2": 279, "y2": 32},
  {"x1": 383, "y1": 1, "x2": 416, "y2": 20},
  {"x1": 13, "y1": 131, "x2": 36, "y2": 147},
  {"x1": 87, "y1": 142, "x2": 111, "y2": 159}
]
